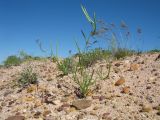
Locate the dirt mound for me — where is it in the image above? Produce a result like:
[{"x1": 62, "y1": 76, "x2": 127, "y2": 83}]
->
[{"x1": 0, "y1": 53, "x2": 160, "y2": 120}]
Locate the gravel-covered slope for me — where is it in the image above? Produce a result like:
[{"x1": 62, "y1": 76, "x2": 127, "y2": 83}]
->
[{"x1": 0, "y1": 53, "x2": 160, "y2": 120}]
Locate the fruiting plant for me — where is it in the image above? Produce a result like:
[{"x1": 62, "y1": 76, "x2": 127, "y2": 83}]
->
[{"x1": 18, "y1": 66, "x2": 38, "y2": 87}]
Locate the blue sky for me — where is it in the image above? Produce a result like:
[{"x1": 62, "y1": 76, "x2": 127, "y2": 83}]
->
[{"x1": 0, "y1": 0, "x2": 160, "y2": 63}]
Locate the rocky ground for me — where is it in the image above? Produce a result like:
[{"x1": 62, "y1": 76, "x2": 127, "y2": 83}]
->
[{"x1": 0, "y1": 53, "x2": 160, "y2": 120}]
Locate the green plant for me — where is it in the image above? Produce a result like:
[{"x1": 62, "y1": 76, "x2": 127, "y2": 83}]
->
[
  {"x1": 149, "y1": 49, "x2": 160, "y2": 53},
  {"x1": 18, "y1": 66, "x2": 38, "y2": 87},
  {"x1": 4, "y1": 55, "x2": 21, "y2": 67},
  {"x1": 114, "y1": 48, "x2": 135, "y2": 59},
  {"x1": 77, "y1": 48, "x2": 110, "y2": 67},
  {"x1": 57, "y1": 58, "x2": 74, "y2": 75},
  {"x1": 73, "y1": 66, "x2": 95, "y2": 98}
]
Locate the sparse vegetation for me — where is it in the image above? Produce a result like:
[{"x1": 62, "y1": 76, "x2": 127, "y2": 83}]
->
[
  {"x1": 73, "y1": 66, "x2": 95, "y2": 98},
  {"x1": 18, "y1": 66, "x2": 38, "y2": 87},
  {"x1": 149, "y1": 49, "x2": 160, "y2": 53},
  {"x1": 57, "y1": 57, "x2": 74, "y2": 75},
  {"x1": 4, "y1": 55, "x2": 21, "y2": 67},
  {"x1": 77, "y1": 48, "x2": 110, "y2": 68},
  {"x1": 1, "y1": 2, "x2": 160, "y2": 120},
  {"x1": 114, "y1": 48, "x2": 136, "y2": 59}
]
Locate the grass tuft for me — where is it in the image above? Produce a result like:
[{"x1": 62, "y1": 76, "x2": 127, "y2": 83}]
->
[{"x1": 18, "y1": 66, "x2": 38, "y2": 87}]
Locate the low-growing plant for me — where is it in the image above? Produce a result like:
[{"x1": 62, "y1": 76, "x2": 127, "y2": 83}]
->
[
  {"x1": 114, "y1": 48, "x2": 135, "y2": 59},
  {"x1": 18, "y1": 66, "x2": 38, "y2": 87},
  {"x1": 4, "y1": 55, "x2": 21, "y2": 67},
  {"x1": 57, "y1": 57, "x2": 74, "y2": 75},
  {"x1": 73, "y1": 66, "x2": 95, "y2": 98}
]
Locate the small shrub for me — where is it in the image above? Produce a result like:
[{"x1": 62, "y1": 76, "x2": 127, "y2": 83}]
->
[
  {"x1": 4, "y1": 55, "x2": 21, "y2": 67},
  {"x1": 18, "y1": 67, "x2": 38, "y2": 87}
]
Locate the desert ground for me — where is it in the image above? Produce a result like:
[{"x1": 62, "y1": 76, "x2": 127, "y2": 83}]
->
[{"x1": 0, "y1": 53, "x2": 160, "y2": 120}]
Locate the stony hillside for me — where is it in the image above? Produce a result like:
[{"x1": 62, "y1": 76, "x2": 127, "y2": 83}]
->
[{"x1": 0, "y1": 53, "x2": 160, "y2": 120}]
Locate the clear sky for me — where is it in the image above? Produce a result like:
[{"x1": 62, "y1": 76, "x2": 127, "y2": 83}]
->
[{"x1": 0, "y1": 0, "x2": 160, "y2": 63}]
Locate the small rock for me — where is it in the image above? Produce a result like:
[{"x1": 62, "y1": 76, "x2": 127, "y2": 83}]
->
[
  {"x1": 90, "y1": 111, "x2": 97, "y2": 116},
  {"x1": 114, "y1": 67, "x2": 121, "y2": 73},
  {"x1": 34, "y1": 111, "x2": 41, "y2": 118},
  {"x1": 45, "y1": 116, "x2": 58, "y2": 120},
  {"x1": 43, "y1": 110, "x2": 51, "y2": 117},
  {"x1": 5, "y1": 116, "x2": 25, "y2": 120},
  {"x1": 157, "y1": 111, "x2": 160, "y2": 116},
  {"x1": 61, "y1": 103, "x2": 70, "y2": 108},
  {"x1": 153, "y1": 105, "x2": 160, "y2": 110},
  {"x1": 105, "y1": 94, "x2": 113, "y2": 100},
  {"x1": 115, "y1": 77, "x2": 125, "y2": 86},
  {"x1": 130, "y1": 63, "x2": 139, "y2": 71},
  {"x1": 72, "y1": 99, "x2": 92, "y2": 110},
  {"x1": 99, "y1": 96, "x2": 106, "y2": 101},
  {"x1": 47, "y1": 78, "x2": 53, "y2": 81},
  {"x1": 155, "y1": 54, "x2": 160, "y2": 61},
  {"x1": 57, "y1": 106, "x2": 63, "y2": 112},
  {"x1": 149, "y1": 77, "x2": 156, "y2": 81},
  {"x1": 141, "y1": 104, "x2": 152, "y2": 112},
  {"x1": 57, "y1": 84, "x2": 61, "y2": 89},
  {"x1": 68, "y1": 107, "x2": 76, "y2": 112},
  {"x1": 61, "y1": 98, "x2": 68, "y2": 102},
  {"x1": 93, "y1": 106, "x2": 100, "y2": 110},
  {"x1": 146, "y1": 86, "x2": 151, "y2": 89},
  {"x1": 114, "y1": 62, "x2": 121, "y2": 67},
  {"x1": 8, "y1": 100, "x2": 16, "y2": 106},
  {"x1": 102, "y1": 113, "x2": 111, "y2": 119},
  {"x1": 0, "y1": 106, "x2": 2, "y2": 112},
  {"x1": 92, "y1": 96, "x2": 99, "y2": 99},
  {"x1": 121, "y1": 86, "x2": 130, "y2": 94}
]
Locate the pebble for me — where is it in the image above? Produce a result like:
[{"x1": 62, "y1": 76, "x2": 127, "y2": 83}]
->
[
  {"x1": 72, "y1": 99, "x2": 92, "y2": 110},
  {"x1": 115, "y1": 77, "x2": 125, "y2": 86},
  {"x1": 5, "y1": 116, "x2": 25, "y2": 120},
  {"x1": 141, "y1": 104, "x2": 152, "y2": 112},
  {"x1": 130, "y1": 63, "x2": 139, "y2": 71},
  {"x1": 121, "y1": 86, "x2": 130, "y2": 94},
  {"x1": 43, "y1": 110, "x2": 51, "y2": 117},
  {"x1": 102, "y1": 113, "x2": 111, "y2": 119}
]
